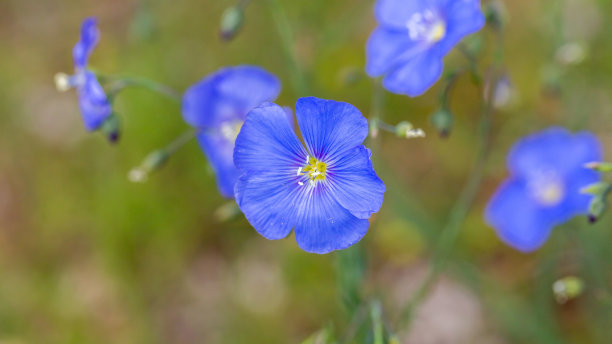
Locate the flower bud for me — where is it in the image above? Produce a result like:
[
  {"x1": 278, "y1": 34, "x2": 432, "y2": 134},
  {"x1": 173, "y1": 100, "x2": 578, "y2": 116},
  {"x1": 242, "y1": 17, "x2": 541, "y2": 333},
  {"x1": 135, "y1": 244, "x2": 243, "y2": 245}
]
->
[
  {"x1": 588, "y1": 195, "x2": 607, "y2": 223},
  {"x1": 430, "y1": 109, "x2": 453, "y2": 138},
  {"x1": 100, "y1": 114, "x2": 120, "y2": 144},
  {"x1": 555, "y1": 42, "x2": 587, "y2": 66},
  {"x1": 54, "y1": 73, "x2": 72, "y2": 92},
  {"x1": 553, "y1": 276, "x2": 584, "y2": 304},
  {"x1": 214, "y1": 201, "x2": 241, "y2": 222},
  {"x1": 370, "y1": 118, "x2": 379, "y2": 139},
  {"x1": 484, "y1": 0, "x2": 507, "y2": 31},
  {"x1": 220, "y1": 6, "x2": 244, "y2": 41},
  {"x1": 580, "y1": 182, "x2": 610, "y2": 196},
  {"x1": 584, "y1": 161, "x2": 612, "y2": 173},
  {"x1": 395, "y1": 121, "x2": 426, "y2": 139},
  {"x1": 490, "y1": 75, "x2": 515, "y2": 109}
]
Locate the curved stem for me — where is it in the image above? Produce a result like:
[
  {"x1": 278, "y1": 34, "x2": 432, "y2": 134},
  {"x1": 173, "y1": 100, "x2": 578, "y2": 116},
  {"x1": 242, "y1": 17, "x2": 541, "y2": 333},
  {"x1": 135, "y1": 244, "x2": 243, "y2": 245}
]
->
[
  {"x1": 101, "y1": 74, "x2": 182, "y2": 102},
  {"x1": 265, "y1": 0, "x2": 308, "y2": 96},
  {"x1": 396, "y1": 79, "x2": 494, "y2": 331}
]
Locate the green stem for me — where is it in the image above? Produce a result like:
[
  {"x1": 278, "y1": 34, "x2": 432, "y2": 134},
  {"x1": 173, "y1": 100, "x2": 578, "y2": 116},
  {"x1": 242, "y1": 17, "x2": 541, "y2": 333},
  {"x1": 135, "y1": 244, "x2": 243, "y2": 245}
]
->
[
  {"x1": 373, "y1": 119, "x2": 395, "y2": 133},
  {"x1": 265, "y1": 0, "x2": 308, "y2": 96},
  {"x1": 339, "y1": 303, "x2": 369, "y2": 344},
  {"x1": 163, "y1": 128, "x2": 199, "y2": 155},
  {"x1": 371, "y1": 301, "x2": 384, "y2": 344},
  {"x1": 396, "y1": 78, "x2": 495, "y2": 332},
  {"x1": 369, "y1": 78, "x2": 386, "y2": 138},
  {"x1": 101, "y1": 75, "x2": 182, "y2": 102}
]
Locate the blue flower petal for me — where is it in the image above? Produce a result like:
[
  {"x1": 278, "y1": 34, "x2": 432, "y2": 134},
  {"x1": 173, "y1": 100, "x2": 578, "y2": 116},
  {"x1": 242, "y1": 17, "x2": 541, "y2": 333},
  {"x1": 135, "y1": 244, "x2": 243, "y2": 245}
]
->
[
  {"x1": 374, "y1": 0, "x2": 445, "y2": 29},
  {"x1": 196, "y1": 132, "x2": 240, "y2": 198},
  {"x1": 327, "y1": 146, "x2": 386, "y2": 219},
  {"x1": 235, "y1": 169, "x2": 305, "y2": 240},
  {"x1": 73, "y1": 17, "x2": 100, "y2": 70},
  {"x1": 508, "y1": 127, "x2": 602, "y2": 177},
  {"x1": 485, "y1": 178, "x2": 556, "y2": 252},
  {"x1": 435, "y1": 1, "x2": 485, "y2": 56},
  {"x1": 78, "y1": 71, "x2": 111, "y2": 131},
  {"x1": 366, "y1": 27, "x2": 425, "y2": 77},
  {"x1": 295, "y1": 97, "x2": 368, "y2": 161},
  {"x1": 234, "y1": 102, "x2": 306, "y2": 173},
  {"x1": 182, "y1": 66, "x2": 281, "y2": 129},
  {"x1": 294, "y1": 189, "x2": 370, "y2": 254},
  {"x1": 381, "y1": 50, "x2": 443, "y2": 97}
]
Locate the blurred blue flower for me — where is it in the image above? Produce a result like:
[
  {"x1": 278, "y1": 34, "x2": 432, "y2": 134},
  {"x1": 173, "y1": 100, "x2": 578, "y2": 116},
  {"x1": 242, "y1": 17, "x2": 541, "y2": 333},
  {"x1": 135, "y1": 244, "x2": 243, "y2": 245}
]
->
[
  {"x1": 366, "y1": 0, "x2": 485, "y2": 96},
  {"x1": 233, "y1": 97, "x2": 386, "y2": 254},
  {"x1": 56, "y1": 17, "x2": 111, "y2": 131},
  {"x1": 182, "y1": 66, "x2": 282, "y2": 198},
  {"x1": 485, "y1": 127, "x2": 602, "y2": 252}
]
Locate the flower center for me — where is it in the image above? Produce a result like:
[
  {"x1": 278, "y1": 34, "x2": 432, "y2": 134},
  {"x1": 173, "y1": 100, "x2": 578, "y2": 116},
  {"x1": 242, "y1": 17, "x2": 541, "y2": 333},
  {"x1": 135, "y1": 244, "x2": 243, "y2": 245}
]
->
[
  {"x1": 406, "y1": 10, "x2": 446, "y2": 43},
  {"x1": 528, "y1": 171, "x2": 565, "y2": 206},
  {"x1": 297, "y1": 155, "x2": 327, "y2": 187},
  {"x1": 220, "y1": 120, "x2": 243, "y2": 142}
]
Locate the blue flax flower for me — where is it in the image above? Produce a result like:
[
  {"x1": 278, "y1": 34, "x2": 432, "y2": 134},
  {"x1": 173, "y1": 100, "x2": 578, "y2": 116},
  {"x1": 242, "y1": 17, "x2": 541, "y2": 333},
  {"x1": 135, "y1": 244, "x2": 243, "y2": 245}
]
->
[
  {"x1": 56, "y1": 17, "x2": 111, "y2": 131},
  {"x1": 485, "y1": 127, "x2": 602, "y2": 252},
  {"x1": 366, "y1": 0, "x2": 485, "y2": 96},
  {"x1": 182, "y1": 66, "x2": 282, "y2": 198},
  {"x1": 233, "y1": 97, "x2": 386, "y2": 254}
]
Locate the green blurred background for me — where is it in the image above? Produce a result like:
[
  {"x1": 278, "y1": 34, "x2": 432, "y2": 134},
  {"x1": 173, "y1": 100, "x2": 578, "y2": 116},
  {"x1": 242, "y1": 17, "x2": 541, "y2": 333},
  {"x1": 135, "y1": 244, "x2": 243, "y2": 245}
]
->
[{"x1": 1, "y1": 0, "x2": 612, "y2": 343}]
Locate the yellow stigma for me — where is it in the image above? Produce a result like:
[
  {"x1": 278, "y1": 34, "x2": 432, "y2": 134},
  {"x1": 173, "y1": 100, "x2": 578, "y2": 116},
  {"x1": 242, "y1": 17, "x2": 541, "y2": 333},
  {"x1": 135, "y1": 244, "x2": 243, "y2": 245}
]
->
[
  {"x1": 427, "y1": 22, "x2": 446, "y2": 43},
  {"x1": 298, "y1": 156, "x2": 327, "y2": 186}
]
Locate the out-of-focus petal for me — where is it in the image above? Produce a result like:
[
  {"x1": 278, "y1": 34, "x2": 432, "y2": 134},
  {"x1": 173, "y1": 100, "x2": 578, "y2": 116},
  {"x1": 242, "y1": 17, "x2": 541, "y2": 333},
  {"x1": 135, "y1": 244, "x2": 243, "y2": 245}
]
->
[
  {"x1": 374, "y1": 0, "x2": 443, "y2": 29},
  {"x1": 435, "y1": 1, "x2": 485, "y2": 56},
  {"x1": 182, "y1": 66, "x2": 281, "y2": 128},
  {"x1": 485, "y1": 178, "x2": 556, "y2": 252},
  {"x1": 366, "y1": 27, "x2": 425, "y2": 77},
  {"x1": 382, "y1": 50, "x2": 443, "y2": 97},
  {"x1": 73, "y1": 17, "x2": 100, "y2": 70},
  {"x1": 508, "y1": 127, "x2": 602, "y2": 177},
  {"x1": 196, "y1": 132, "x2": 239, "y2": 198},
  {"x1": 78, "y1": 71, "x2": 111, "y2": 131}
]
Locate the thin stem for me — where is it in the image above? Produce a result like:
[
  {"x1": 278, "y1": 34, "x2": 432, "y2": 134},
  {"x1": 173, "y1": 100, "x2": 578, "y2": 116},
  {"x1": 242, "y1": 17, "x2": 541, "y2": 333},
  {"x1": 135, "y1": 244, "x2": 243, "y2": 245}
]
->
[
  {"x1": 440, "y1": 69, "x2": 467, "y2": 109},
  {"x1": 339, "y1": 303, "x2": 369, "y2": 344},
  {"x1": 101, "y1": 74, "x2": 182, "y2": 102},
  {"x1": 371, "y1": 301, "x2": 384, "y2": 344},
  {"x1": 265, "y1": 0, "x2": 308, "y2": 96},
  {"x1": 375, "y1": 119, "x2": 396, "y2": 134},
  {"x1": 396, "y1": 76, "x2": 495, "y2": 331},
  {"x1": 163, "y1": 128, "x2": 199, "y2": 155},
  {"x1": 369, "y1": 78, "x2": 386, "y2": 139}
]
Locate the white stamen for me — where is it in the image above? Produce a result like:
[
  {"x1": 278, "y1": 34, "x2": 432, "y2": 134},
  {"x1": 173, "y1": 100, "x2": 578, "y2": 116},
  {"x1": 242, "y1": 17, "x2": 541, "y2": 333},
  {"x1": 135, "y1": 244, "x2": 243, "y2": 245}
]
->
[
  {"x1": 305, "y1": 155, "x2": 310, "y2": 164},
  {"x1": 311, "y1": 171, "x2": 320, "y2": 177},
  {"x1": 298, "y1": 181, "x2": 304, "y2": 186},
  {"x1": 406, "y1": 10, "x2": 446, "y2": 43},
  {"x1": 296, "y1": 167, "x2": 302, "y2": 176}
]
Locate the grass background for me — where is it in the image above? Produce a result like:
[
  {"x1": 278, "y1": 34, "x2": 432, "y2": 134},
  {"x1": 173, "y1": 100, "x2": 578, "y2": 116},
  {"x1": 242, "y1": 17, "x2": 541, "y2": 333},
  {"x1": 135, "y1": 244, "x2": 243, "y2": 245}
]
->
[{"x1": 1, "y1": 0, "x2": 612, "y2": 342}]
